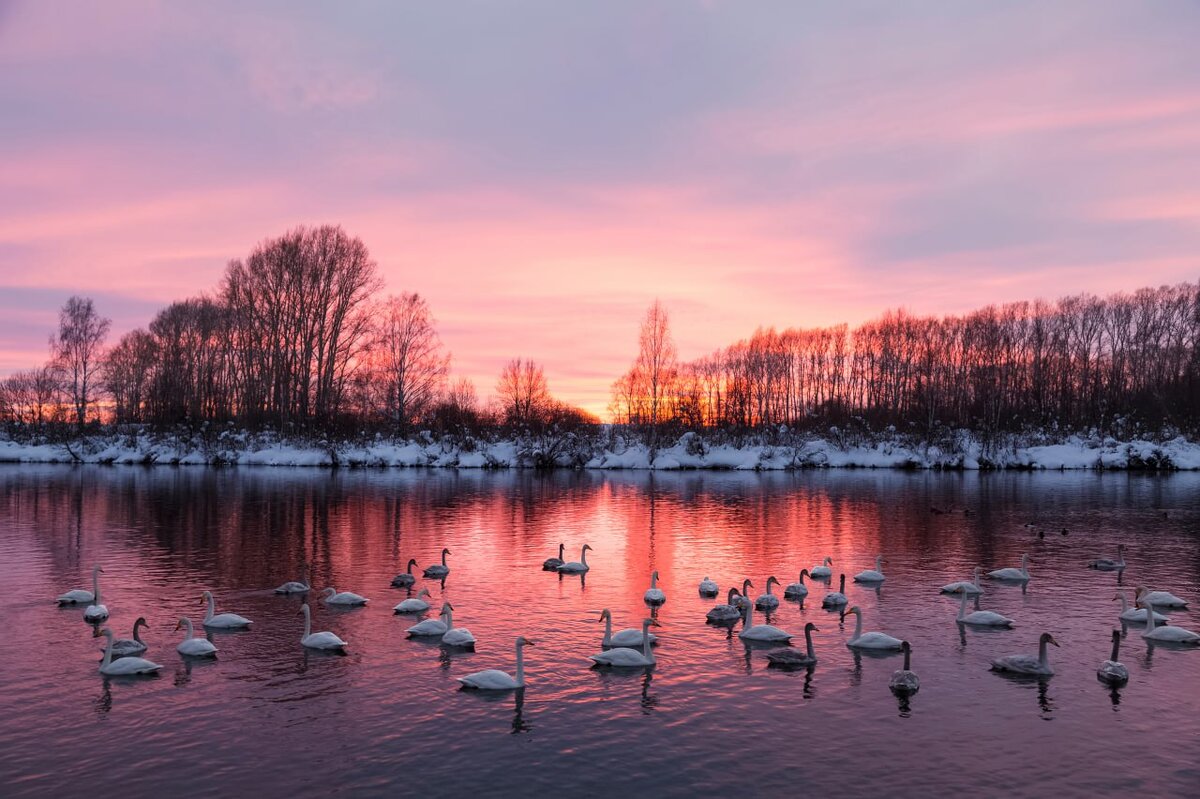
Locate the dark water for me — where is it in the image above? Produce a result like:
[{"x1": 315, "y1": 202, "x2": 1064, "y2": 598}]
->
[{"x1": 1, "y1": 465, "x2": 1198, "y2": 798}]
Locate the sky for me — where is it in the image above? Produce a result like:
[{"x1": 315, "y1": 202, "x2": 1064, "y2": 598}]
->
[{"x1": 1, "y1": 1, "x2": 1198, "y2": 417}]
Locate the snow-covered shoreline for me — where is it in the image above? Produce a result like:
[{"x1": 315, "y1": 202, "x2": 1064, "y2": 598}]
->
[{"x1": 2, "y1": 430, "x2": 1198, "y2": 471}]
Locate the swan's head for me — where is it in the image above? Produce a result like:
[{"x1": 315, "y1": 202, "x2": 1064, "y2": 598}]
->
[
  {"x1": 100, "y1": 627, "x2": 113, "y2": 641},
  {"x1": 322, "y1": 587, "x2": 336, "y2": 597},
  {"x1": 767, "y1": 576, "x2": 779, "y2": 588},
  {"x1": 900, "y1": 640, "x2": 911, "y2": 654},
  {"x1": 418, "y1": 588, "x2": 431, "y2": 599},
  {"x1": 726, "y1": 588, "x2": 740, "y2": 603},
  {"x1": 799, "y1": 569, "x2": 810, "y2": 579},
  {"x1": 442, "y1": 548, "x2": 451, "y2": 556},
  {"x1": 297, "y1": 603, "x2": 311, "y2": 616},
  {"x1": 201, "y1": 591, "x2": 212, "y2": 602},
  {"x1": 517, "y1": 636, "x2": 535, "y2": 647},
  {"x1": 642, "y1": 618, "x2": 662, "y2": 629},
  {"x1": 824, "y1": 557, "x2": 833, "y2": 566},
  {"x1": 583, "y1": 544, "x2": 593, "y2": 552},
  {"x1": 1040, "y1": 633, "x2": 1060, "y2": 648},
  {"x1": 407, "y1": 558, "x2": 418, "y2": 570},
  {"x1": 743, "y1": 579, "x2": 754, "y2": 590},
  {"x1": 94, "y1": 564, "x2": 104, "y2": 574},
  {"x1": 134, "y1": 616, "x2": 147, "y2": 629},
  {"x1": 174, "y1": 619, "x2": 183, "y2": 631},
  {"x1": 652, "y1": 570, "x2": 659, "y2": 580},
  {"x1": 840, "y1": 605, "x2": 861, "y2": 621},
  {"x1": 805, "y1": 622, "x2": 819, "y2": 633}
]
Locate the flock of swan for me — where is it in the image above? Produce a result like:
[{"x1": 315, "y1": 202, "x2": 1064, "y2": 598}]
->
[{"x1": 58, "y1": 540, "x2": 1197, "y2": 695}]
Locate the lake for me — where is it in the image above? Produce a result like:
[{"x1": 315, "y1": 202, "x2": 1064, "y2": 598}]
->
[{"x1": 1, "y1": 465, "x2": 1197, "y2": 797}]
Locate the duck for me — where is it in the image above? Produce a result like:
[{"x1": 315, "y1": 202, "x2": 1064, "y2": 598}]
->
[
  {"x1": 1114, "y1": 591, "x2": 1167, "y2": 625},
  {"x1": 698, "y1": 576, "x2": 719, "y2": 597},
  {"x1": 1088, "y1": 544, "x2": 1126, "y2": 571},
  {"x1": 956, "y1": 591, "x2": 1014, "y2": 628},
  {"x1": 600, "y1": 609, "x2": 658, "y2": 648},
  {"x1": 589, "y1": 619, "x2": 661, "y2": 667},
  {"x1": 57, "y1": 564, "x2": 102, "y2": 605},
  {"x1": 298, "y1": 603, "x2": 347, "y2": 651},
  {"x1": 853, "y1": 555, "x2": 886, "y2": 583},
  {"x1": 321, "y1": 587, "x2": 369, "y2": 607},
  {"x1": 393, "y1": 588, "x2": 433, "y2": 614},
  {"x1": 783, "y1": 569, "x2": 810, "y2": 599},
  {"x1": 990, "y1": 632, "x2": 1059, "y2": 676},
  {"x1": 440, "y1": 605, "x2": 476, "y2": 649},
  {"x1": 822, "y1": 574, "x2": 848, "y2": 608},
  {"x1": 1135, "y1": 586, "x2": 1188, "y2": 609},
  {"x1": 842, "y1": 606, "x2": 903, "y2": 650},
  {"x1": 108, "y1": 617, "x2": 149, "y2": 657},
  {"x1": 1096, "y1": 630, "x2": 1128, "y2": 685},
  {"x1": 273, "y1": 576, "x2": 310, "y2": 594},
  {"x1": 940, "y1": 567, "x2": 983, "y2": 596},
  {"x1": 406, "y1": 603, "x2": 452, "y2": 638},
  {"x1": 706, "y1": 589, "x2": 744, "y2": 622},
  {"x1": 201, "y1": 591, "x2": 252, "y2": 629},
  {"x1": 754, "y1": 576, "x2": 782, "y2": 610},
  {"x1": 423, "y1": 548, "x2": 451, "y2": 579},
  {"x1": 175, "y1": 617, "x2": 218, "y2": 658},
  {"x1": 1138, "y1": 600, "x2": 1200, "y2": 644},
  {"x1": 458, "y1": 636, "x2": 533, "y2": 690},
  {"x1": 810, "y1": 557, "x2": 833, "y2": 579},
  {"x1": 986, "y1": 553, "x2": 1031, "y2": 582},
  {"x1": 766, "y1": 623, "x2": 818, "y2": 668},
  {"x1": 391, "y1": 559, "x2": 419, "y2": 588},
  {"x1": 557, "y1": 544, "x2": 592, "y2": 574},
  {"x1": 542, "y1": 544, "x2": 565, "y2": 571},
  {"x1": 889, "y1": 641, "x2": 920, "y2": 695},
  {"x1": 739, "y1": 602, "x2": 792, "y2": 643},
  {"x1": 643, "y1": 571, "x2": 666, "y2": 605},
  {"x1": 98, "y1": 628, "x2": 162, "y2": 676}
]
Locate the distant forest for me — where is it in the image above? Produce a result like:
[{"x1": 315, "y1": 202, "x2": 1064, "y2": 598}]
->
[{"x1": 2, "y1": 224, "x2": 1198, "y2": 443}]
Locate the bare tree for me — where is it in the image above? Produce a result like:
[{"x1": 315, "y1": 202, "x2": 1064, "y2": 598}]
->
[
  {"x1": 372, "y1": 292, "x2": 449, "y2": 431},
  {"x1": 496, "y1": 358, "x2": 551, "y2": 426},
  {"x1": 50, "y1": 296, "x2": 111, "y2": 427}
]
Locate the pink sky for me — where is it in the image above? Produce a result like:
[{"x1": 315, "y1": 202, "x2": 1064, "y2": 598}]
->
[{"x1": 2, "y1": 1, "x2": 1199, "y2": 417}]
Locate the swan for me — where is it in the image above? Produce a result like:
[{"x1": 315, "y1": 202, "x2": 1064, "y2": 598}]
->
[
  {"x1": 1135, "y1": 586, "x2": 1188, "y2": 609},
  {"x1": 698, "y1": 576, "x2": 719, "y2": 597},
  {"x1": 600, "y1": 609, "x2": 659, "y2": 648},
  {"x1": 423, "y1": 548, "x2": 451, "y2": 579},
  {"x1": 201, "y1": 591, "x2": 252, "y2": 629},
  {"x1": 956, "y1": 591, "x2": 1014, "y2": 627},
  {"x1": 854, "y1": 555, "x2": 886, "y2": 583},
  {"x1": 889, "y1": 641, "x2": 920, "y2": 695},
  {"x1": 84, "y1": 601, "x2": 110, "y2": 623},
  {"x1": 393, "y1": 588, "x2": 432, "y2": 614},
  {"x1": 706, "y1": 589, "x2": 744, "y2": 622},
  {"x1": 57, "y1": 564, "x2": 102, "y2": 605},
  {"x1": 940, "y1": 567, "x2": 983, "y2": 595},
  {"x1": 98, "y1": 628, "x2": 162, "y2": 676},
  {"x1": 1138, "y1": 600, "x2": 1200, "y2": 644},
  {"x1": 590, "y1": 619, "x2": 661, "y2": 667},
  {"x1": 783, "y1": 569, "x2": 810, "y2": 599},
  {"x1": 321, "y1": 587, "x2": 369, "y2": 606},
  {"x1": 822, "y1": 574, "x2": 848, "y2": 608},
  {"x1": 440, "y1": 605, "x2": 476, "y2": 648},
  {"x1": 391, "y1": 559, "x2": 419, "y2": 588},
  {"x1": 755, "y1": 576, "x2": 782, "y2": 610},
  {"x1": 733, "y1": 579, "x2": 754, "y2": 610},
  {"x1": 298, "y1": 603, "x2": 347, "y2": 651},
  {"x1": 1096, "y1": 629, "x2": 1128, "y2": 685},
  {"x1": 1088, "y1": 544, "x2": 1126, "y2": 571},
  {"x1": 458, "y1": 636, "x2": 533, "y2": 690},
  {"x1": 986, "y1": 553, "x2": 1031, "y2": 582},
  {"x1": 175, "y1": 617, "x2": 217, "y2": 658},
  {"x1": 990, "y1": 632, "x2": 1059, "y2": 676},
  {"x1": 810, "y1": 557, "x2": 833, "y2": 579},
  {"x1": 542, "y1": 544, "x2": 565, "y2": 571},
  {"x1": 739, "y1": 603, "x2": 791, "y2": 643},
  {"x1": 643, "y1": 571, "x2": 666, "y2": 605},
  {"x1": 842, "y1": 606, "x2": 903, "y2": 650},
  {"x1": 406, "y1": 603, "x2": 452, "y2": 637},
  {"x1": 1114, "y1": 591, "x2": 1167, "y2": 625},
  {"x1": 109, "y1": 617, "x2": 149, "y2": 657},
  {"x1": 273, "y1": 576, "x2": 310, "y2": 594},
  {"x1": 766, "y1": 623, "x2": 818, "y2": 668},
  {"x1": 557, "y1": 544, "x2": 592, "y2": 574}
]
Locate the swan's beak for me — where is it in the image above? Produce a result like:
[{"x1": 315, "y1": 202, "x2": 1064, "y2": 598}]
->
[
  {"x1": 174, "y1": 622, "x2": 181, "y2": 631},
  {"x1": 650, "y1": 620, "x2": 663, "y2": 627},
  {"x1": 524, "y1": 639, "x2": 536, "y2": 646},
  {"x1": 1049, "y1": 637, "x2": 1060, "y2": 647}
]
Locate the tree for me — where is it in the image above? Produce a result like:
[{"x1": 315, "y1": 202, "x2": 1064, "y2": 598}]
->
[
  {"x1": 496, "y1": 358, "x2": 551, "y2": 426},
  {"x1": 51, "y1": 296, "x2": 111, "y2": 427},
  {"x1": 635, "y1": 300, "x2": 678, "y2": 447},
  {"x1": 372, "y1": 293, "x2": 449, "y2": 430}
]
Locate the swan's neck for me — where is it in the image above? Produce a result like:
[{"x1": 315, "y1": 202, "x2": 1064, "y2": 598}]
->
[
  {"x1": 875, "y1": 556, "x2": 883, "y2": 572},
  {"x1": 443, "y1": 607, "x2": 454, "y2": 629},
  {"x1": 442, "y1": 551, "x2": 448, "y2": 567},
  {"x1": 797, "y1": 572, "x2": 806, "y2": 585},
  {"x1": 515, "y1": 642, "x2": 525, "y2": 686},
  {"x1": 1110, "y1": 635, "x2": 1120, "y2": 662},
  {"x1": 302, "y1": 606, "x2": 311, "y2": 640},
  {"x1": 958, "y1": 591, "x2": 969, "y2": 620},
  {"x1": 1038, "y1": 638, "x2": 1050, "y2": 667},
  {"x1": 101, "y1": 632, "x2": 113, "y2": 668},
  {"x1": 557, "y1": 544, "x2": 564, "y2": 559},
  {"x1": 805, "y1": 627, "x2": 815, "y2": 658},
  {"x1": 206, "y1": 594, "x2": 215, "y2": 622},
  {"x1": 973, "y1": 568, "x2": 982, "y2": 588},
  {"x1": 851, "y1": 611, "x2": 863, "y2": 641},
  {"x1": 92, "y1": 569, "x2": 101, "y2": 603},
  {"x1": 182, "y1": 617, "x2": 194, "y2": 639},
  {"x1": 602, "y1": 614, "x2": 613, "y2": 646},
  {"x1": 1140, "y1": 601, "x2": 1157, "y2": 637},
  {"x1": 1021, "y1": 556, "x2": 1030, "y2": 577},
  {"x1": 579, "y1": 548, "x2": 588, "y2": 567},
  {"x1": 1117, "y1": 593, "x2": 1128, "y2": 612},
  {"x1": 766, "y1": 580, "x2": 774, "y2": 596},
  {"x1": 839, "y1": 576, "x2": 846, "y2": 593},
  {"x1": 650, "y1": 573, "x2": 658, "y2": 589},
  {"x1": 902, "y1": 648, "x2": 911, "y2": 671},
  {"x1": 743, "y1": 604, "x2": 753, "y2": 628},
  {"x1": 643, "y1": 624, "x2": 654, "y2": 659},
  {"x1": 133, "y1": 622, "x2": 144, "y2": 644}
]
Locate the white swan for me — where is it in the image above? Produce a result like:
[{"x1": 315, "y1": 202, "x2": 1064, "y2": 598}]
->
[
  {"x1": 766, "y1": 623, "x2": 818, "y2": 667},
  {"x1": 590, "y1": 619, "x2": 661, "y2": 667},
  {"x1": 406, "y1": 603, "x2": 451, "y2": 637},
  {"x1": 987, "y1": 553, "x2": 1031, "y2": 582},
  {"x1": 322, "y1": 587, "x2": 369, "y2": 606},
  {"x1": 84, "y1": 601, "x2": 110, "y2": 623},
  {"x1": 821, "y1": 574, "x2": 848, "y2": 608},
  {"x1": 733, "y1": 579, "x2": 754, "y2": 610},
  {"x1": 600, "y1": 609, "x2": 658, "y2": 648},
  {"x1": 706, "y1": 589, "x2": 743, "y2": 622},
  {"x1": 557, "y1": 544, "x2": 592, "y2": 574},
  {"x1": 201, "y1": 591, "x2": 252, "y2": 629},
  {"x1": 990, "y1": 632, "x2": 1059, "y2": 676},
  {"x1": 298, "y1": 603, "x2": 347, "y2": 651},
  {"x1": 542, "y1": 544, "x2": 565, "y2": 571},
  {"x1": 956, "y1": 591, "x2": 1014, "y2": 627},
  {"x1": 391, "y1": 559, "x2": 419, "y2": 588},
  {"x1": 440, "y1": 605, "x2": 476, "y2": 648},
  {"x1": 458, "y1": 636, "x2": 533, "y2": 690},
  {"x1": 1088, "y1": 544, "x2": 1126, "y2": 571},
  {"x1": 1096, "y1": 629, "x2": 1128, "y2": 685},
  {"x1": 274, "y1": 573, "x2": 309, "y2": 594},
  {"x1": 643, "y1": 570, "x2": 666, "y2": 605},
  {"x1": 57, "y1": 564, "x2": 102, "y2": 605},
  {"x1": 889, "y1": 641, "x2": 920, "y2": 695},
  {"x1": 1114, "y1": 591, "x2": 1167, "y2": 625},
  {"x1": 810, "y1": 557, "x2": 833, "y2": 579},
  {"x1": 98, "y1": 628, "x2": 161, "y2": 676},
  {"x1": 109, "y1": 617, "x2": 149, "y2": 657},
  {"x1": 698, "y1": 576, "x2": 719, "y2": 597},
  {"x1": 755, "y1": 576, "x2": 782, "y2": 610},
  {"x1": 423, "y1": 548, "x2": 452, "y2": 579},
  {"x1": 175, "y1": 617, "x2": 217, "y2": 658},
  {"x1": 739, "y1": 603, "x2": 792, "y2": 642},
  {"x1": 1138, "y1": 600, "x2": 1200, "y2": 644},
  {"x1": 940, "y1": 567, "x2": 983, "y2": 595},
  {"x1": 1135, "y1": 586, "x2": 1188, "y2": 609},
  {"x1": 393, "y1": 588, "x2": 432, "y2": 614},
  {"x1": 842, "y1": 606, "x2": 903, "y2": 650},
  {"x1": 783, "y1": 569, "x2": 810, "y2": 599},
  {"x1": 854, "y1": 555, "x2": 886, "y2": 583}
]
